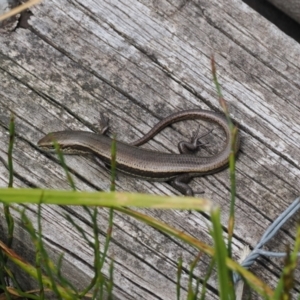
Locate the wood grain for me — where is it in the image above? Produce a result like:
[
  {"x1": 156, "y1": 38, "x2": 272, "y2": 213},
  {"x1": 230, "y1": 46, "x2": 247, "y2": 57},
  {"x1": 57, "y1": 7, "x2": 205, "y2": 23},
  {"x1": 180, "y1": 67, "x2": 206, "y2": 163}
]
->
[{"x1": 0, "y1": 0, "x2": 299, "y2": 298}]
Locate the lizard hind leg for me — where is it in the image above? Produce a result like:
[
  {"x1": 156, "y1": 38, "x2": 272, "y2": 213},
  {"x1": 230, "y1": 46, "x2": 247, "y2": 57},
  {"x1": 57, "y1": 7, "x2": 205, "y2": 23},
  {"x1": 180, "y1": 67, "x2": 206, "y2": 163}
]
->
[
  {"x1": 171, "y1": 174, "x2": 204, "y2": 196},
  {"x1": 178, "y1": 125, "x2": 213, "y2": 154}
]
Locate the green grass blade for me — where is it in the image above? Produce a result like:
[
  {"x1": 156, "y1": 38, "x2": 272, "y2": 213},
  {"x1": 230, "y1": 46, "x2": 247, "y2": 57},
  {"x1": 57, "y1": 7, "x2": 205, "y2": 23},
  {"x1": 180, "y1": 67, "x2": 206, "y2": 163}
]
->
[
  {"x1": 210, "y1": 208, "x2": 235, "y2": 300},
  {"x1": 274, "y1": 223, "x2": 300, "y2": 300},
  {"x1": 211, "y1": 57, "x2": 238, "y2": 272},
  {"x1": 52, "y1": 140, "x2": 76, "y2": 191},
  {"x1": 176, "y1": 256, "x2": 183, "y2": 300},
  {"x1": 0, "y1": 188, "x2": 214, "y2": 211},
  {"x1": 187, "y1": 252, "x2": 202, "y2": 299}
]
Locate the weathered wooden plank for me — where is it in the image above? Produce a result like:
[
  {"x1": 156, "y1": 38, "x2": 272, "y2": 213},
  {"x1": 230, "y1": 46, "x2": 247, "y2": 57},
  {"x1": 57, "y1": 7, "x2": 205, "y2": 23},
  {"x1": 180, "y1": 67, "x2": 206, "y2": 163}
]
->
[
  {"x1": 0, "y1": 0, "x2": 299, "y2": 298},
  {"x1": 267, "y1": 0, "x2": 300, "y2": 23}
]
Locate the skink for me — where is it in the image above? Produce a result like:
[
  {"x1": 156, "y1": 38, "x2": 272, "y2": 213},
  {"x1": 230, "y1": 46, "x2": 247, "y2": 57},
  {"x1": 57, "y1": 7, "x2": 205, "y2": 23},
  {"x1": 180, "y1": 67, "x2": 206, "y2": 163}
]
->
[{"x1": 37, "y1": 110, "x2": 240, "y2": 196}]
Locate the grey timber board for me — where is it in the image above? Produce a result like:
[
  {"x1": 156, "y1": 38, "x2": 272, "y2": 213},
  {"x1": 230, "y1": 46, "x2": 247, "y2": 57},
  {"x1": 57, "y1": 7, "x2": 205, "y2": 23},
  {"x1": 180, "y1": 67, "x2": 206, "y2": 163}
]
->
[
  {"x1": 0, "y1": 0, "x2": 299, "y2": 299},
  {"x1": 266, "y1": 0, "x2": 300, "y2": 24},
  {"x1": 244, "y1": 0, "x2": 300, "y2": 43}
]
